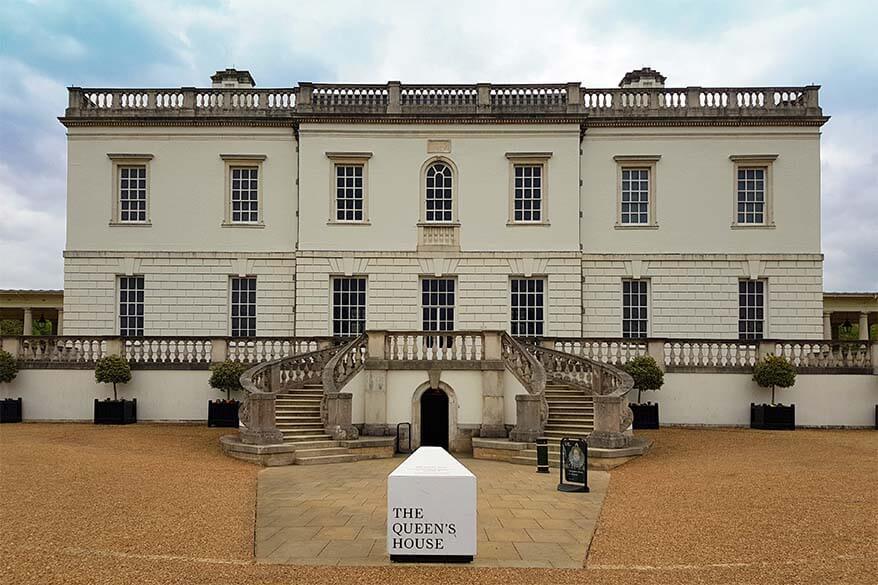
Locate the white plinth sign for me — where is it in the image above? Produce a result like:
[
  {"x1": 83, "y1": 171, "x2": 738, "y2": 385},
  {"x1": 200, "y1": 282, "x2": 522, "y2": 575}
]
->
[{"x1": 387, "y1": 447, "x2": 477, "y2": 562}]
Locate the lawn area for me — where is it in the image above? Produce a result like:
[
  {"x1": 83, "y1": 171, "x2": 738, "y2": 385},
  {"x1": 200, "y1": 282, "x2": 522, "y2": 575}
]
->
[{"x1": 1, "y1": 424, "x2": 875, "y2": 584}]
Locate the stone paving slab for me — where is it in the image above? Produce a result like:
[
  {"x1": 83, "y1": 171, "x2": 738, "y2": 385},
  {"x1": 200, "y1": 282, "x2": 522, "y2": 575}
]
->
[{"x1": 256, "y1": 456, "x2": 609, "y2": 568}]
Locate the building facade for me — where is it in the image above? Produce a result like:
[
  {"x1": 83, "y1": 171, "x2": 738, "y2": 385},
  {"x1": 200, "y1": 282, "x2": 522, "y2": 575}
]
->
[{"x1": 60, "y1": 68, "x2": 828, "y2": 341}]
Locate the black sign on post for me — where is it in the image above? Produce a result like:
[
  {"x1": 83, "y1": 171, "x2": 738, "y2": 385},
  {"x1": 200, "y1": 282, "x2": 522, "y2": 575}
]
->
[{"x1": 558, "y1": 437, "x2": 589, "y2": 493}]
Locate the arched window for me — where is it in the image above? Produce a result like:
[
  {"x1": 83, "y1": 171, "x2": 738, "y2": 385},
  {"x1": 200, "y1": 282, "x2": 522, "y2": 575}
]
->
[{"x1": 425, "y1": 161, "x2": 454, "y2": 223}]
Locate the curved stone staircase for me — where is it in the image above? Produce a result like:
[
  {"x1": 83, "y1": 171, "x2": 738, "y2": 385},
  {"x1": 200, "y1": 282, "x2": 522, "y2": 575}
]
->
[
  {"x1": 511, "y1": 381, "x2": 595, "y2": 467},
  {"x1": 275, "y1": 383, "x2": 357, "y2": 465}
]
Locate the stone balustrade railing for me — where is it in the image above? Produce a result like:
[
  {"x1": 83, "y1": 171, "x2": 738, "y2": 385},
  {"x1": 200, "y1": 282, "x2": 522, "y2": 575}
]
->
[
  {"x1": 2, "y1": 335, "x2": 873, "y2": 374},
  {"x1": 383, "y1": 331, "x2": 485, "y2": 362},
  {"x1": 0, "y1": 335, "x2": 335, "y2": 368},
  {"x1": 63, "y1": 83, "x2": 823, "y2": 121},
  {"x1": 501, "y1": 333, "x2": 548, "y2": 441}
]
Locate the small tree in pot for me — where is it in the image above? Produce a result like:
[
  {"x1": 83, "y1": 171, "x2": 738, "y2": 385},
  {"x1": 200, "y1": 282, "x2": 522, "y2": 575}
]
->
[
  {"x1": 207, "y1": 360, "x2": 248, "y2": 427},
  {"x1": 0, "y1": 349, "x2": 22, "y2": 423},
  {"x1": 623, "y1": 355, "x2": 664, "y2": 429},
  {"x1": 751, "y1": 354, "x2": 797, "y2": 430},
  {"x1": 94, "y1": 355, "x2": 136, "y2": 424}
]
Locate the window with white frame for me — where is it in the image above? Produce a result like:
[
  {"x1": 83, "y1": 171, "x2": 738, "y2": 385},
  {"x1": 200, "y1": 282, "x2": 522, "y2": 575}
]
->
[
  {"x1": 118, "y1": 166, "x2": 148, "y2": 223},
  {"x1": 119, "y1": 276, "x2": 144, "y2": 337},
  {"x1": 425, "y1": 162, "x2": 454, "y2": 223},
  {"x1": 231, "y1": 277, "x2": 257, "y2": 336},
  {"x1": 230, "y1": 167, "x2": 259, "y2": 223},
  {"x1": 621, "y1": 168, "x2": 650, "y2": 225},
  {"x1": 511, "y1": 278, "x2": 545, "y2": 337},
  {"x1": 622, "y1": 279, "x2": 649, "y2": 338},
  {"x1": 422, "y1": 278, "x2": 455, "y2": 336},
  {"x1": 736, "y1": 167, "x2": 766, "y2": 224},
  {"x1": 332, "y1": 277, "x2": 366, "y2": 336},
  {"x1": 738, "y1": 280, "x2": 765, "y2": 340},
  {"x1": 513, "y1": 165, "x2": 543, "y2": 222},
  {"x1": 334, "y1": 164, "x2": 365, "y2": 222}
]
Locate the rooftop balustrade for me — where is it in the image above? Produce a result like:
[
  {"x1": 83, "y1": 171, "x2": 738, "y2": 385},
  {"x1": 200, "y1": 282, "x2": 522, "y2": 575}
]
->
[{"x1": 62, "y1": 82, "x2": 824, "y2": 123}]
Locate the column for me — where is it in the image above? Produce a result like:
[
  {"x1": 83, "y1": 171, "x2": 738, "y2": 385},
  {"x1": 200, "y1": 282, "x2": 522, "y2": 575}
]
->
[
  {"x1": 823, "y1": 312, "x2": 832, "y2": 340},
  {"x1": 23, "y1": 308, "x2": 33, "y2": 336},
  {"x1": 56, "y1": 309, "x2": 64, "y2": 335},
  {"x1": 859, "y1": 312, "x2": 870, "y2": 341}
]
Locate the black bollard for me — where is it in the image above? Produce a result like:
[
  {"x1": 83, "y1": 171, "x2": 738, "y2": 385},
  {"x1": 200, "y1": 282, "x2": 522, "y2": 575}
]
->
[{"x1": 536, "y1": 436, "x2": 549, "y2": 473}]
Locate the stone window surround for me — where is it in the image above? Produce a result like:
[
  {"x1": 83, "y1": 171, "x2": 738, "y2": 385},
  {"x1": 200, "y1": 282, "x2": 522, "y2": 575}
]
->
[
  {"x1": 326, "y1": 152, "x2": 372, "y2": 225},
  {"x1": 220, "y1": 154, "x2": 266, "y2": 228},
  {"x1": 613, "y1": 155, "x2": 660, "y2": 230},
  {"x1": 418, "y1": 156, "x2": 460, "y2": 226},
  {"x1": 730, "y1": 154, "x2": 778, "y2": 229},
  {"x1": 506, "y1": 152, "x2": 552, "y2": 226},
  {"x1": 107, "y1": 153, "x2": 153, "y2": 227}
]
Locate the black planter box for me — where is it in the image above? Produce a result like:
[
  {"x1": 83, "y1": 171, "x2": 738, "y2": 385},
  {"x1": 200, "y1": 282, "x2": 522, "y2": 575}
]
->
[
  {"x1": 94, "y1": 399, "x2": 137, "y2": 425},
  {"x1": 750, "y1": 403, "x2": 795, "y2": 430},
  {"x1": 0, "y1": 398, "x2": 22, "y2": 423},
  {"x1": 631, "y1": 402, "x2": 659, "y2": 429},
  {"x1": 208, "y1": 400, "x2": 240, "y2": 428}
]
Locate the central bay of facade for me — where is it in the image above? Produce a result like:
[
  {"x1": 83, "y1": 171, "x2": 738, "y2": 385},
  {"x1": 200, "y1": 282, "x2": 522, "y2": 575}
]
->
[{"x1": 60, "y1": 67, "x2": 827, "y2": 452}]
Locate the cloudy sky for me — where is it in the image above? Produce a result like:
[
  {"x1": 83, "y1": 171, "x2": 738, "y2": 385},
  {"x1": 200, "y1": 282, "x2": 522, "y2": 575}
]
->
[{"x1": 0, "y1": 0, "x2": 875, "y2": 291}]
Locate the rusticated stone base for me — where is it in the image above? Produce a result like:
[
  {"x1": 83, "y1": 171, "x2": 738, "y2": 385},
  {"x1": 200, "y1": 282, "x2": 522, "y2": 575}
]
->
[
  {"x1": 479, "y1": 424, "x2": 508, "y2": 438},
  {"x1": 587, "y1": 431, "x2": 631, "y2": 450}
]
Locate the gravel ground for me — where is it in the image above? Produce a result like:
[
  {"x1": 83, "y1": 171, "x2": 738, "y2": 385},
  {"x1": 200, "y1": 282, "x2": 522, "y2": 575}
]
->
[{"x1": 1, "y1": 424, "x2": 875, "y2": 584}]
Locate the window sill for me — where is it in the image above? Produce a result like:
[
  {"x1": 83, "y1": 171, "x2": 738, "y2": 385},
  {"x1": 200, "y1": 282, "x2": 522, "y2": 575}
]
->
[
  {"x1": 507, "y1": 221, "x2": 551, "y2": 227},
  {"x1": 730, "y1": 223, "x2": 776, "y2": 230},
  {"x1": 327, "y1": 220, "x2": 372, "y2": 226},
  {"x1": 221, "y1": 222, "x2": 265, "y2": 229},
  {"x1": 416, "y1": 221, "x2": 460, "y2": 227},
  {"x1": 614, "y1": 224, "x2": 659, "y2": 230},
  {"x1": 109, "y1": 221, "x2": 152, "y2": 227}
]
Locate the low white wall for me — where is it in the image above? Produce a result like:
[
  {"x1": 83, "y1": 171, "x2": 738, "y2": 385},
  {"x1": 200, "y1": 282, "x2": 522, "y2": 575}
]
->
[
  {"x1": 3, "y1": 368, "x2": 874, "y2": 427},
  {"x1": 657, "y1": 373, "x2": 877, "y2": 427},
  {"x1": 0, "y1": 369, "x2": 237, "y2": 422}
]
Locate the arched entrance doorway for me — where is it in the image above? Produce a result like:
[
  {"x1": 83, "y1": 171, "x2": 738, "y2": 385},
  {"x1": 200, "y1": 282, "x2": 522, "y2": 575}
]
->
[{"x1": 420, "y1": 388, "x2": 449, "y2": 450}]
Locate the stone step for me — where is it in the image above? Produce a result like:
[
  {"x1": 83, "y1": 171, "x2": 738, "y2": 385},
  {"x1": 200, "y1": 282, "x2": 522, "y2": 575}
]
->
[
  {"x1": 275, "y1": 415, "x2": 322, "y2": 422},
  {"x1": 278, "y1": 393, "x2": 324, "y2": 399},
  {"x1": 288, "y1": 439, "x2": 339, "y2": 449},
  {"x1": 276, "y1": 397, "x2": 322, "y2": 402},
  {"x1": 281, "y1": 430, "x2": 333, "y2": 440},
  {"x1": 275, "y1": 408, "x2": 321, "y2": 415},
  {"x1": 295, "y1": 447, "x2": 349, "y2": 458},
  {"x1": 276, "y1": 422, "x2": 324, "y2": 430},
  {"x1": 543, "y1": 431, "x2": 592, "y2": 440},
  {"x1": 547, "y1": 417, "x2": 595, "y2": 426},
  {"x1": 295, "y1": 453, "x2": 357, "y2": 465}
]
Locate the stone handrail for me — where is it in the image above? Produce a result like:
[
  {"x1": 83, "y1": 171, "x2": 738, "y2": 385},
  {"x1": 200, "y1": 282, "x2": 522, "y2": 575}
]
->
[
  {"x1": 320, "y1": 334, "x2": 368, "y2": 439},
  {"x1": 501, "y1": 333, "x2": 548, "y2": 441},
  {"x1": 63, "y1": 83, "x2": 823, "y2": 121},
  {"x1": 528, "y1": 343, "x2": 635, "y2": 449}
]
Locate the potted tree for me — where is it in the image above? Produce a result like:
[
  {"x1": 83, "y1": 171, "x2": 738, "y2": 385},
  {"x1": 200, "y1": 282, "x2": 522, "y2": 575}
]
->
[
  {"x1": 94, "y1": 355, "x2": 136, "y2": 424},
  {"x1": 623, "y1": 355, "x2": 664, "y2": 429},
  {"x1": 207, "y1": 360, "x2": 248, "y2": 427},
  {"x1": 0, "y1": 349, "x2": 22, "y2": 423},
  {"x1": 751, "y1": 354, "x2": 797, "y2": 430}
]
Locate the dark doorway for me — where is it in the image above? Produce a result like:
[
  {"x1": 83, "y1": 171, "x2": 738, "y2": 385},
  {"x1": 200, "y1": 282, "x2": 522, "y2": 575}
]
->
[{"x1": 420, "y1": 388, "x2": 449, "y2": 450}]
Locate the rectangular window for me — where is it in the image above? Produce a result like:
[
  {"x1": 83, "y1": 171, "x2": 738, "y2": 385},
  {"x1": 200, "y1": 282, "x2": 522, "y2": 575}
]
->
[
  {"x1": 511, "y1": 278, "x2": 545, "y2": 337},
  {"x1": 119, "y1": 276, "x2": 144, "y2": 337},
  {"x1": 621, "y1": 168, "x2": 650, "y2": 225},
  {"x1": 335, "y1": 164, "x2": 364, "y2": 222},
  {"x1": 332, "y1": 277, "x2": 366, "y2": 336},
  {"x1": 622, "y1": 279, "x2": 649, "y2": 339},
  {"x1": 422, "y1": 279, "x2": 455, "y2": 346},
  {"x1": 230, "y1": 167, "x2": 259, "y2": 223},
  {"x1": 513, "y1": 165, "x2": 543, "y2": 222},
  {"x1": 231, "y1": 277, "x2": 257, "y2": 337},
  {"x1": 118, "y1": 166, "x2": 148, "y2": 223},
  {"x1": 737, "y1": 167, "x2": 766, "y2": 224},
  {"x1": 738, "y1": 280, "x2": 765, "y2": 340}
]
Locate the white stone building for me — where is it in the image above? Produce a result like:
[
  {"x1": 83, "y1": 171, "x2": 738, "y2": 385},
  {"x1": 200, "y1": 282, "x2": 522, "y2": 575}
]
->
[{"x1": 60, "y1": 68, "x2": 827, "y2": 342}]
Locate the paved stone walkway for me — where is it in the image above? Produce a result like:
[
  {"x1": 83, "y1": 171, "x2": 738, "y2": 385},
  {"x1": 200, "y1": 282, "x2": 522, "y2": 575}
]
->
[{"x1": 256, "y1": 456, "x2": 609, "y2": 568}]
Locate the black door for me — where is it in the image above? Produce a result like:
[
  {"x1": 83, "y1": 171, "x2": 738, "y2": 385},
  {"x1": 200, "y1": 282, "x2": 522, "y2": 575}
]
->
[{"x1": 420, "y1": 388, "x2": 449, "y2": 450}]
